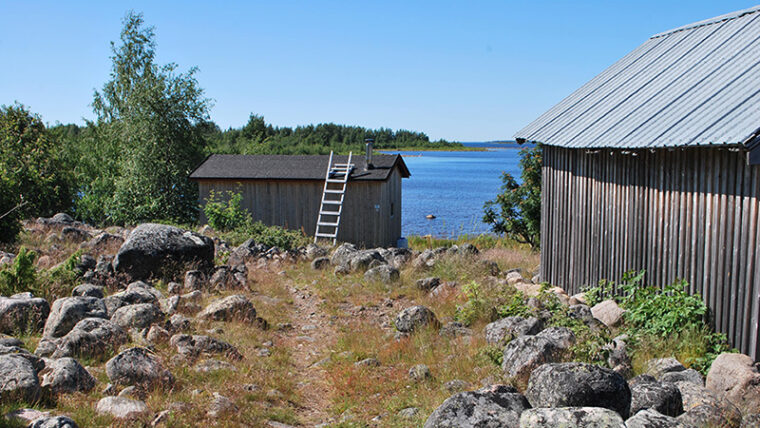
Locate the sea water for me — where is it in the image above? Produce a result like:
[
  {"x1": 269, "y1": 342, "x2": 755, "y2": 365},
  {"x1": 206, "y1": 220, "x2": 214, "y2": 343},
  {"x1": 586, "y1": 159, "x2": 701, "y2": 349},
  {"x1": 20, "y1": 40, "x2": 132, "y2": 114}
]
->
[{"x1": 381, "y1": 142, "x2": 525, "y2": 238}]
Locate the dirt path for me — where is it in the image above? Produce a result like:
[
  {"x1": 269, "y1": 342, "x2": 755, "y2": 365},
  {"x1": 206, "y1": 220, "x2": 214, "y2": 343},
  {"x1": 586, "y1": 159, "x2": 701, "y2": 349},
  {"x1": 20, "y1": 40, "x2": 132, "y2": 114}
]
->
[{"x1": 278, "y1": 279, "x2": 337, "y2": 426}]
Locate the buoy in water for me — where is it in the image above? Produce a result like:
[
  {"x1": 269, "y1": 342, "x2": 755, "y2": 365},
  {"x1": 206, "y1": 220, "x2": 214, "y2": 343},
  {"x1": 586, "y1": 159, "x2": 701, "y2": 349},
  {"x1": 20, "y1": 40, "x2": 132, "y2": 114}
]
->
[{"x1": 426, "y1": 214, "x2": 436, "y2": 220}]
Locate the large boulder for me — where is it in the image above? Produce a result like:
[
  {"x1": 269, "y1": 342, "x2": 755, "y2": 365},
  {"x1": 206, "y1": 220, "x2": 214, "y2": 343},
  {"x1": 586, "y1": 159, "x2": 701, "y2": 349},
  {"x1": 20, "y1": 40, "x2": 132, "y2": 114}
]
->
[
  {"x1": 0, "y1": 344, "x2": 45, "y2": 372},
  {"x1": 113, "y1": 223, "x2": 214, "y2": 280},
  {"x1": 197, "y1": 295, "x2": 256, "y2": 322},
  {"x1": 485, "y1": 316, "x2": 543, "y2": 345},
  {"x1": 519, "y1": 407, "x2": 625, "y2": 427},
  {"x1": 0, "y1": 354, "x2": 41, "y2": 403},
  {"x1": 39, "y1": 357, "x2": 96, "y2": 394},
  {"x1": 672, "y1": 381, "x2": 742, "y2": 426},
  {"x1": 104, "y1": 281, "x2": 163, "y2": 315},
  {"x1": 42, "y1": 297, "x2": 107, "y2": 339},
  {"x1": 625, "y1": 409, "x2": 684, "y2": 428},
  {"x1": 41, "y1": 317, "x2": 128, "y2": 359},
  {"x1": 676, "y1": 404, "x2": 739, "y2": 428},
  {"x1": 501, "y1": 327, "x2": 575, "y2": 389},
  {"x1": 629, "y1": 379, "x2": 683, "y2": 417},
  {"x1": 0, "y1": 294, "x2": 50, "y2": 334},
  {"x1": 423, "y1": 385, "x2": 530, "y2": 428},
  {"x1": 395, "y1": 306, "x2": 440, "y2": 333},
  {"x1": 110, "y1": 303, "x2": 163, "y2": 330},
  {"x1": 105, "y1": 347, "x2": 173, "y2": 388},
  {"x1": 706, "y1": 352, "x2": 760, "y2": 414},
  {"x1": 525, "y1": 362, "x2": 631, "y2": 418}
]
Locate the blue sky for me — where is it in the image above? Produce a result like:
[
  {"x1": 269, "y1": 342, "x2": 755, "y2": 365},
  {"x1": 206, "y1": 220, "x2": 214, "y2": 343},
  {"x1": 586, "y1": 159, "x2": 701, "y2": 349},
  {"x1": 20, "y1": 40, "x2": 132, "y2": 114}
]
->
[{"x1": 1, "y1": 1, "x2": 757, "y2": 141}]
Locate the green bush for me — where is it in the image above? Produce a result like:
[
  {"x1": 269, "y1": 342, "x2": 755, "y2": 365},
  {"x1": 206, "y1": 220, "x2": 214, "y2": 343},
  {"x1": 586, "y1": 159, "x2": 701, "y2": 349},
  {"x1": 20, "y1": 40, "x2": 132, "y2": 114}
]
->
[
  {"x1": 204, "y1": 190, "x2": 250, "y2": 232},
  {"x1": 0, "y1": 247, "x2": 38, "y2": 296}
]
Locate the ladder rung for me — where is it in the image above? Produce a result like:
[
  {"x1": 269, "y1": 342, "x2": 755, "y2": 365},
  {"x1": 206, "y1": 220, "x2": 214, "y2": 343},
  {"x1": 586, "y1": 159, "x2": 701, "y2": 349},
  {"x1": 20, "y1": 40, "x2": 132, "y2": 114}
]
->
[
  {"x1": 319, "y1": 210, "x2": 340, "y2": 216},
  {"x1": 318, "y1": 221, "x2": 339, "y2": 227},
  {"x1": 326, "y1": 178, "x2": 346, "y2": 183},
  {"x1": 324, "y1": 189, "x2": 344, "y2": 194},
  {"x1": 321, "y1": 200, "x2": 342, "y2": 205},
  {"x1": 315, "y1": 232, "x2": 337, "y2": 238}
]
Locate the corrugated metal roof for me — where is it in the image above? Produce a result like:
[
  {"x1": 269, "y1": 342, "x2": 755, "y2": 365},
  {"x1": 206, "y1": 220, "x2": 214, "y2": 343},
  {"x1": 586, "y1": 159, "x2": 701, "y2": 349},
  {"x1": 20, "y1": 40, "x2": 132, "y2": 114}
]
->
[
  {"x1": 515, "y1": 5, "x2": 760, "y2": 149},
  {"x1": 189, "y1": 154, "x2": 410, "y2": 181}
]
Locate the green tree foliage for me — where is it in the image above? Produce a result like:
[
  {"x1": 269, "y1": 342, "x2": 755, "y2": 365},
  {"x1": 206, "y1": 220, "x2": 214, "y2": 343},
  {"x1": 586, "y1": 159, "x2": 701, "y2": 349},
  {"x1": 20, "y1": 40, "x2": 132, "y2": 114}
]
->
[
  {"x1": 0, "y1": 247, "x2": 38, "y2": 296},
  {"x1": 483, "y1": 144, "x2": 541, "y2": 249},
  {"x1": 203, "y1": 114, "x2": 463, "y2": 155},
  {"x1": 0, "y1": 104, "x2": 75, "y2": 242},
  {"x1": 80, "y1": 11, "x2": 211, "y2": 225}
]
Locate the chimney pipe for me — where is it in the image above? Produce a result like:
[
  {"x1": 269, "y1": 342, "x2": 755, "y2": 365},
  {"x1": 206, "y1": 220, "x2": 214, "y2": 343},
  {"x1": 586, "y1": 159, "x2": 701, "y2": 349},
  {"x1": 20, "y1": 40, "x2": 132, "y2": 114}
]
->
[{"x1": 364, "y1": 138, "x2": 374, "y2": 170}]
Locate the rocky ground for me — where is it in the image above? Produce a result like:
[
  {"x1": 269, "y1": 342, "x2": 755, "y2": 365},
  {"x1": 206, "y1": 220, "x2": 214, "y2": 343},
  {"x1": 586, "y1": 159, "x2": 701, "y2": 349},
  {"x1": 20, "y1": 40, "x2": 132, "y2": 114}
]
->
[{"x1": 0, "y1": 215, "x2": 758, "y2": 427}]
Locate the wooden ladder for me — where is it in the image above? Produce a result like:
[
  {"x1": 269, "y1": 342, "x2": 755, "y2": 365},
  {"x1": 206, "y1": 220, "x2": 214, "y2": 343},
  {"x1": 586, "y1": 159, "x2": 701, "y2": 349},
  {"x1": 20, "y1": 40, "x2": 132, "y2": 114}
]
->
[{"x1": 314, "y1": 151, "x2": 353, "y2": 244}]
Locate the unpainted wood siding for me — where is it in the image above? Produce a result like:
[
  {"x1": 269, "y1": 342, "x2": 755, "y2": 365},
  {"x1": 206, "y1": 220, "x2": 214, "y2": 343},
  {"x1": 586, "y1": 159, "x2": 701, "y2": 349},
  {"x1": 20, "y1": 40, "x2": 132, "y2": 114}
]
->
[
  {"x1": 196, "y1": 170, "x2": 403, "y2": 248},
  {"x1": 541, "y1": 145, "x2": 760, "y2": 359}
]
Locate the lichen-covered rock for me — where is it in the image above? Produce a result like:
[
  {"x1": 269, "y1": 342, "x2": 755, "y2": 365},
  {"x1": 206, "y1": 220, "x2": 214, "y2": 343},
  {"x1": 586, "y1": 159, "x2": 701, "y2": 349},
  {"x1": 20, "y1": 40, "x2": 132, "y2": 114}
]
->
[
  {"x1": 43, "y1": 317, "x2": 128, "y2": 359},
  {"x1": 310, "y1": 257, "x2": 330, "y2": 270},
  {"x1": 395, "y1": 306, "x2": 440, "y2": 333},
  {"x1": 329, "y1": 243, "x2": 358, "y2": 266},
  {"x1": 170, "y1": 334, "x2": 242, "y2": 360},
  {"x1": 105, "y1": 347, "x2": 173, "y2": 388},
  {"x1": 197, "y1": 295, "x2": 257, "y2": 322},
  {"x1": 28, "y1": 415, "x2": 79, "y2": 428},
  {"x1": 96, "y1": 396, "x2": 150, "y2": 420},
  {"x1": 501, "y1": 327, "x2": 575, "y2": 389},
  {"x1": 660, "y1": 368, "x2": 703, "y2": 386},
  {"x1": 110, "y1": 303, "x2": 163, "y2": 330},
  {"x1": 706, "y1": 352, "x2": 760, "y2": 414},
  {"x1": 485, "y1": 316, "x2": 543, "y2": 345},
  {"x1": 645, "y1": 358, "x2": 686, "y2": 379},
  {"x1": 625, "y1": 409, "x2": 685, "y2": 428},
  {"x1": 526, "y1": 362, "x2": 631, "y2": 418},
  {"x1": 207, "y1": 392, "x2": 237, "y2": 417},
  {"x1": 676, "y1": 404, "x2": 737, "y2": 428},
  {"x1": 673, "y1": 381, "x2": 742, "y2": 426},
  {"x1": 40, "y1": 357, "x2": 96, "y2": 394},
  {"x1": 71, "y1": 284, "x2": 104, "y2": 299},
  {"x1": 0, "y1": 354, "x2": 41, "y2": 403},
  {"x1": 0, "y1": 294, "x2": 50, "y2": 334},
  {"x1": 104, "y1": 281, "x2": 163, "y2": 316},
  {"x1": 519, "y1": 407, "x2": 625, "y2": 427},
  {"x1": 438, "y1": 322, "x2": 472, "y2": 338},
  {"x1": 409, "y1": 364, "x2": 432, "y2": 382},
  {"x1": 183, "y1": 270, "x2": 206, "y2": 291},
  {"x1": 423, "y1": 385, "x2": 530, "y2": 428},
  {"x1": 42, "y1": 297, "x2": 107, "y2": 339},
  {"x1": 113, "y1": 223, "x2": 214, "y2": 280},
  {"x1": 630, "y1": 380, "x2": 683, "y2": 417},
  {"x1": 364, "y1": 265, "x2": 400, "y2": 283},
  {"x1": 416, "y1": 277, "x2": 441, "y2": 291}
]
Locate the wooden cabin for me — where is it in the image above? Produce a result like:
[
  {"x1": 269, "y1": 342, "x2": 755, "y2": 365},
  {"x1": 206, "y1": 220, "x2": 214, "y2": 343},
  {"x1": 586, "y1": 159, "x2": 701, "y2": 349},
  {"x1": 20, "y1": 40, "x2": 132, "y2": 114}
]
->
[
  {"x1": 189, "y1": 152, "x2": 410, "y2": 248},
  {"x1": 515, "y1": 6, "x2": 760, "y2": 358}
]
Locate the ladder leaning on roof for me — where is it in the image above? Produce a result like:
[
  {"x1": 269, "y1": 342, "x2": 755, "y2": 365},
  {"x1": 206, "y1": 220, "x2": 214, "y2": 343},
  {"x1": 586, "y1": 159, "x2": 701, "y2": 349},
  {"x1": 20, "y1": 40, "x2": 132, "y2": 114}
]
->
[{"x1": 314, "y1": 151, "x2": 353, "y2": 245}]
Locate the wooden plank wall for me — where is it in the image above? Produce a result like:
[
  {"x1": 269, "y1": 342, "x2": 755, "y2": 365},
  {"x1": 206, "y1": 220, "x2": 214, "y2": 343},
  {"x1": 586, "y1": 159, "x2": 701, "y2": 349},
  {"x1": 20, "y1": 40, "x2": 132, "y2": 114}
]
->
[
  {"x1": 196, "y1": 175, "x2": 403, "y2": 248},
  {"x1": 541, "y1": 145, "x2": 760, "y2": 359}
]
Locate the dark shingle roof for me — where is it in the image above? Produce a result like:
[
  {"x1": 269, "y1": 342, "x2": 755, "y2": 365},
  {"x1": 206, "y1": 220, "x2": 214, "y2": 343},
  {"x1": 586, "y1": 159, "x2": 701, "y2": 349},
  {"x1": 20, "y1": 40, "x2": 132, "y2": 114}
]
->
[{"x1": 189, "y1": 154, "x2": 410, "y2": 181}]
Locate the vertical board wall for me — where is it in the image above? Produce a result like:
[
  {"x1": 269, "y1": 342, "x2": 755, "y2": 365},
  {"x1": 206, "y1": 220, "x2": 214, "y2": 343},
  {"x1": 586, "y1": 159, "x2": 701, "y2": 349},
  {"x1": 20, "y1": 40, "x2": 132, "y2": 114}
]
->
[{"x1": 541, "y1": 145, "x2": 760, "y2": 359}]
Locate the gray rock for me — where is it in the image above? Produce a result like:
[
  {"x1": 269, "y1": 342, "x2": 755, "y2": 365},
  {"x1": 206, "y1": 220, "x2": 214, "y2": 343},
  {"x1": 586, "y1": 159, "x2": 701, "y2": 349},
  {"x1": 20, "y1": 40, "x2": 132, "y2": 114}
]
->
[
  {"x1": 645, "y1": 358, "x2": 686, "y2": 379},
  {"x1": 110, "y1": 303, "x2": 163, "y2": 330},
  {"x1": 42, "y1": 296, "x2": 107, "y2": 338},
  {"x1": 113, "y1": 223, "x2": 214, "y2": 280},
  {"x1": 106, "y1": 347, "x2": 173, "y2": 388},
  {"x1": 195, "y1": 359, "x2": 237, "y2": 373},
  {"x1": 364, "y1": 265, "x2": 400, "y2": 283},
  {"x1": 96, "y1": 396, "x2": 150, "y2": 420},
  {"x1": 207, "y1": 392, "x2": 237, "y2": 417},
  {"x1": 305, "y1": 244, "x2": 328, "y2": 260},
  {"x1": 0, "y1": 336, "x2": 23, "y2": 347},
  {"x1": 676, "y1": 404, "x2": 736, "y2": 428},
  {"x1": 355, "y1": 358, "x2": 380, "y2": 367},
  {"x1": 591, "y1": 300, "x2": 626, "y2": 328},
  {"x1": 197, "y1": 295, "x2": 256, "y2": 322},
  {"x1": 501, "y1": 327, "x2": 575, "y2": 389},
  {"x1": 519, "y1": 407, "x2": 625, "y2": 427},
  {"x1": 674, "y1": 381, "x2": 742, "y2": 426},
  {"x1": 398, "y1": 407, "x2": 420, "y2": 418},
  {"x1": 40, "y1": 357, "x2": 96, "y2": 394},
  {"x1": 61, "y1": 227, "x2": 91, "y2": 243},
  {"x1": 169, "y1": 334, "x2": 242, "y2": 360},
  {"x1": 0, "y1": 354, "x2": 41, "y2": 403},
  {"x1": 349, "y1": 250, "x2": 386, "y2": 272},
  {"x1": 45, "y1": 317, "x2": 128, "y2": 359},
  {"x1": 630, "y1": 381, "x2": 683, "y2": 417},
  {"x1": 104, "y1": 281, "x2": 163, "y2": 315},
  {"x1": 146, "y1": 325, "x2": 170, "y2": 344},
  {"x1": 443, "y1": 379, "x2": 470, "y2": 393},
  {"x1": 706, "y1": 352, "x2": 760, "y2": 414},
  {"x1": 485, "y1": 316, "x2": 543, "y2": 345},
  {"x1": 50, "y1": 213, "x2": 74, "y2": 224},
  {"x1": 409, "y1": 364, "x2": 432, "y2": 381},
  {"x1": 526, "y1": 362, "x2": 632, "y2": 418},
  {"x1": 423, "y1": 385, "x2": 529, "y2": 428},
  {"x1": 71, "y1": 284, "x2": 104, "y2": 299},
  {"x1": 660, "y1": 369, "x2": 703, "y2": 386},
  {"x1": 439, "y1": 322, "x2": 472, "y2": 337},
  {"x1": 330, "y1": 243, "x2": 358, "y2": 266},
  {"x1": 395, "y1": 305, "x2": 440, "y2": 333},
  {"x1": 86, "y1": 232, "x2": 124, "y2": 252},
  {"x1": 0, "y1": 344, "x2": 44, "y2": 372},
  {"x1": 184, "y1": 270, "x2": 206, "y2": 291},
  {"x1": 311, "y1": 257, "x2": 330, "y2": 270},
  {"x1": 625, "y1": 409, "x2": 685, "y2": 428},
  {"x1": 0, "y1": 294, "x2": 50, "y2": 334},
  {"x1": 567, "y1": 304, "x2": 608, "y2": 332},
  {"x1": 416, "y1": 277, "x2": 441, "y2": 291},
  {"x1": 412, "y1": 249, "x2": 437, "y2": 269},
  {"x1": 6, "y1": 409, "x2": 49, "y2": 425},
  {"x1": 168, "y1": 314, "x2": 192, "y2": 331},
  {"x1": 28, "y1": 416, "x2": 79, "y2": 428}
]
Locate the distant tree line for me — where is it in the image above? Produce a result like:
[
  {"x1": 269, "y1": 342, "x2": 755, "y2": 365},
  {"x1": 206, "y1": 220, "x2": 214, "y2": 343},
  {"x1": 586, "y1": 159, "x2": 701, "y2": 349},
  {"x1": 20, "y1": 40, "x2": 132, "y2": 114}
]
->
[{"x1": 0, "y1": 11, "x2": 461, "y2": 244}]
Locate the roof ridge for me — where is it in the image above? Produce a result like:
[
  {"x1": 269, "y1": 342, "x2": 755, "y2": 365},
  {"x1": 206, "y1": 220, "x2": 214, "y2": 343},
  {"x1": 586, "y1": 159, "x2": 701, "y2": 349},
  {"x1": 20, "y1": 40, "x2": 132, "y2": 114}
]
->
[{"x1": 651, "y1": 5, "x2": 760, "y2": 39}]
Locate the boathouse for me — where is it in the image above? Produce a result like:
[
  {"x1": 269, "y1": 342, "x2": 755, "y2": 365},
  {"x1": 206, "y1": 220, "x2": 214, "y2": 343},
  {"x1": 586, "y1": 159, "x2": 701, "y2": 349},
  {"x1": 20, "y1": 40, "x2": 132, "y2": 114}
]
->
[
  {"x1": 189, "y1": 151, "x2": 410, "y2": 248},
  {"x1": 515, "y1": 6, "x2": 760, "y2": 358}
]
